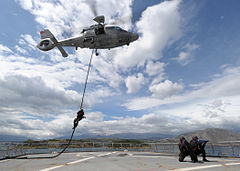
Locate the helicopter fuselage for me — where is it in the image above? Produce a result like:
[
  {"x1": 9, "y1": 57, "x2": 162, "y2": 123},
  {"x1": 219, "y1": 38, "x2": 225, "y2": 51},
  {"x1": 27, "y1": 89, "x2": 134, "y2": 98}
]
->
[
  {"x1": 59, "y1": 26, "x2": 139, "y2": 50},
  {"x1": 37, "y1": 15, "x2": 139, "y2": 57}
]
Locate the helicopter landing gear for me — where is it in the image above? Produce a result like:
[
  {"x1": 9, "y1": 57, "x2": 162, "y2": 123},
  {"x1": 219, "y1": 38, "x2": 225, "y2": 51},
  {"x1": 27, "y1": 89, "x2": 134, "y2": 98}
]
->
[{"x1": 95, "y1": 49, "x2": 99, "y2": 56}]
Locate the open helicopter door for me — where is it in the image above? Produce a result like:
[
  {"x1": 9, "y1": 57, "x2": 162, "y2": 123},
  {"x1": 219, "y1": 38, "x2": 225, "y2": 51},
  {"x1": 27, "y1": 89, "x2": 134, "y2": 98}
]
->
[{"x1": 40, "y1": 29, "x2": 68, "y2": 57}]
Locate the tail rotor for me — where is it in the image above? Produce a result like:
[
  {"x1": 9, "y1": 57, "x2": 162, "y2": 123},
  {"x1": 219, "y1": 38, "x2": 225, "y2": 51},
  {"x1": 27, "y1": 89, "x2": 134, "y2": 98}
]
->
[{"x1": 37, "y1": 29, "x2": 68, "y2": 57}]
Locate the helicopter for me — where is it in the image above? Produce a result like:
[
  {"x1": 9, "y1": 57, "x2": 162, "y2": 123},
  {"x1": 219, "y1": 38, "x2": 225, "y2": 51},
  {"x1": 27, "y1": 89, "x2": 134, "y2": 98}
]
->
[{"x1": 37, "y1": 15, "x2": 139, "y2": 57}]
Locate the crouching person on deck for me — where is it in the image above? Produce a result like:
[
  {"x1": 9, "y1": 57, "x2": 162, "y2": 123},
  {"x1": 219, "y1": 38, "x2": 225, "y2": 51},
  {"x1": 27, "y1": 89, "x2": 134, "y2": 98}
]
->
[
  {"x1": 178, "y1": 137, "x2": 198, "y2": 162},
  {"x1": 190, "y1": 136, "x2": 209, "y2": 162}
]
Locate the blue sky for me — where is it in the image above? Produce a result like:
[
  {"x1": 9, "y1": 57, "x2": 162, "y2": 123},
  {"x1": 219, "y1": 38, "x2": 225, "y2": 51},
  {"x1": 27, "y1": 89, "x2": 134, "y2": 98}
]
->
[{"x1": 1, "y1": 0, "x2": 240, "y2": 139}]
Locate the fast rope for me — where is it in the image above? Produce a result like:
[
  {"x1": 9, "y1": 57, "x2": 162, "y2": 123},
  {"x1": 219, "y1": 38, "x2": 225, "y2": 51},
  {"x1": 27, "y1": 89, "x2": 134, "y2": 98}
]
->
[{"x1": 0, "y1": 49, "x2": 95, "y2": 160}]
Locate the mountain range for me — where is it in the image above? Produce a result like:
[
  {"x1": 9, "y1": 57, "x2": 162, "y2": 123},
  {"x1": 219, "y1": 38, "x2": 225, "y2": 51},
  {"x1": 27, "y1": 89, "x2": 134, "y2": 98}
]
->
[
  {"x1": 159, "y1": 128, "x2": 240, "y2": 144},
  {"x1": 1, "y1": 128, "x2": 240, "y2": 143}
]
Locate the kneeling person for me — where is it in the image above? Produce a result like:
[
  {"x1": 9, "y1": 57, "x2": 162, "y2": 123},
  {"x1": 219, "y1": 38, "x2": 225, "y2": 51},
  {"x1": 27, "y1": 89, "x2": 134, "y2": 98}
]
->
[
  {"x1": 178, "y1": 137, "x2": 198, "y2": 162},
  {"x1": 190, "y1": 136, "x2": 209, "y2": 162}
]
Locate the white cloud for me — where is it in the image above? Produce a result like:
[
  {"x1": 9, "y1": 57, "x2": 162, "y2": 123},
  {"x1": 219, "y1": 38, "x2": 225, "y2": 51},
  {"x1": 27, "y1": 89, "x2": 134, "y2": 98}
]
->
[
  {"x1": 0, "y1": 74, "x2": 79, "y2": 115},
  {"x1": 159, "y1": 96, "x2": 240, "y2": 130},
  {"x1": 86, "y1": 111, "x2": 105, "y2": 122},
  {"x1": 84, "y1": 86, "x2": 115, "y2": 108},
  {"x1": 16, "y1": 0, "x2": 133, "y2": 38},
  {"x1": 75, "y1": 112, "x2": 185, "y2": 135},
  {"x1": 19, "y1": 34, "x2": 37, "y2": 50},
  {"x1": 92, "y1": 56, "x2": 123, "y2": 89},
  {"x1": 1, "y1": 95, "x2": 240, "y2": 139},
  {"x1": 125, "y1": 73, "x2": 145, "y2": 93},
  {"x1": 15, "y1": 45, "x2": 28, "y2": 54},
  {"x1": 151, "y1": 74, "x2": 166, "y2": 85},
  {"x1": 199, "y1": 99, "x2": 226, "y2": 118},
  {"x1": 145, "y1": 60, "x2": 165, "y2": 76},
  {"x1": 149, "y1": 80, "x2": 183, "y2": 99},
  {"x1": 0, "y1": 110, "x2": 74, "y2": 139},
  {"x1": 145, "y1": 60, "x2": 166, "y2": 86},
  {"x1": 123, "y1": 97, "x2": 163, "y2": 111},
  {"x1": 188, "y1": 66, "x2": 240, "y2": 98},
  {"x1": 0, "y1": 53, "x2": 119, "y2": 111},
  {"x1": 124, "y1": 66, "x2": 240, "y2": 111},
  {"x1": 0, "y1": 43, "x2": 119, "y2": 115},
  {"x1": 175, "y1": 43, "x2": 199, "y2": 66},
  {"x1": 0, "y1": 57, "x2": 239, "y2": 139},
  {"x1": 0, "y1": 44, "x2": 13, "y2": 54},
  {"x1": 114, "y1": 0, "x2": 182, "y2": 68}
]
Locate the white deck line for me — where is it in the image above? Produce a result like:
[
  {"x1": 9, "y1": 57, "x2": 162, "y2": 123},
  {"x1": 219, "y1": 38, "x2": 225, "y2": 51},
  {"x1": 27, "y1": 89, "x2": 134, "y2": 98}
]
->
[
  {"x1": 133, "y1": 155, "x2": 175, "y2": 159},
  {"x1": 39, "y1": 152, "x2": 117, "y2": 171},
  {"x1": 67, "y1": 156, "x2": 95, "y2": 165},
  {"x1": 174, "y1": 162, "x2": 240, "y2": 171},
  {"x1": 225, "y1": 162, "x2": 240, "y2": 166},
  {"x1": 0, "y1": 159, "x2": 10, "y2": 163}
]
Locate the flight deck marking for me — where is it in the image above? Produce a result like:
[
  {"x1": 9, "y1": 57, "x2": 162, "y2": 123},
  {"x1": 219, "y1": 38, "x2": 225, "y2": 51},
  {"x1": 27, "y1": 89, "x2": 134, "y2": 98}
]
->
[
  {"x1": 173, "y1": 162, "x2": 240, "y2": 171},
  {"x1": 128, "y1": 153, "x2": 133, "y2": 156},
  {"x1": 133, "y1": 155, "x2": 175, "y2": 159},
  {"x1": 66, "y1": 156, "x2": 95, "y2": 165},
  {"x1": 97, "y1": 152, "x2": 112, "y2": 157},
  {"x1": 40, "y1": 164, "x2": 66, "y2": 171},
  {"x1": 39, "y1": 156, "x2": 96, "y2": 171},
  {"x1": 225, "y1": 162, "x2": 240, "y2": 166},
  {"x1": 40, "y1": 152, "x2": 117, "y2": 171},
  {"x1": 0, "y1": 159, "x2": 10, "y2": 163}
]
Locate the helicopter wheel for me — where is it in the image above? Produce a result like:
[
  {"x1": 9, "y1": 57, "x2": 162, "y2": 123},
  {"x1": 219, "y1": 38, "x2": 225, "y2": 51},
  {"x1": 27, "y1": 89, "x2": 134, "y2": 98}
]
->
[{"x1": 95, "y1": 49, "x2": 99, "y2": 56}]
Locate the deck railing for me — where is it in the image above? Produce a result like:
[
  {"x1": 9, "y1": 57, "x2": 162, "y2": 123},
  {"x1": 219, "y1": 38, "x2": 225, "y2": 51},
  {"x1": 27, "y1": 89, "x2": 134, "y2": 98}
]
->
[{"x1": 1, "y1": 142, "x2": 240, "y2": 159}]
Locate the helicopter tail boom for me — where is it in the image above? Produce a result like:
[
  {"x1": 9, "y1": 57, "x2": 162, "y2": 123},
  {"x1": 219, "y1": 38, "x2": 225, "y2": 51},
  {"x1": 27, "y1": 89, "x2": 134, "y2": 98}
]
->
[{"x1": 37, "y1": 29, "x2": 68, "y2": 57}]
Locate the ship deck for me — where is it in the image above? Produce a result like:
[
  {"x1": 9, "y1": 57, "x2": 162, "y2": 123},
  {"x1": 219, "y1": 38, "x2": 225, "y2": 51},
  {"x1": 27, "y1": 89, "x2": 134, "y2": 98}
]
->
[{"x1": 1, "y1": 151, "x2": 240, "y2": 171}]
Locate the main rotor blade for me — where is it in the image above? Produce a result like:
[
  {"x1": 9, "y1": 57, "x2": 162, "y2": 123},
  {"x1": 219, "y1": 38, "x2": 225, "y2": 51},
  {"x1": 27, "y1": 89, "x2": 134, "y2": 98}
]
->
[
  {"x1": 108, "y1": 15, "x2": 133, "y2": 29},
  {"x1": 84, "y1": 0, "x2": 98, "y2": 17}
]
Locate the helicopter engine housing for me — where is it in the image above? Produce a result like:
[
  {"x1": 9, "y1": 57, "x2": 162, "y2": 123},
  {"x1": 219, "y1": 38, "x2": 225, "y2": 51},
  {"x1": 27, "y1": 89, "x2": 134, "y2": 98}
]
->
[{"x1": 37, "y1": 38, "x2": 55, "y2": 51}]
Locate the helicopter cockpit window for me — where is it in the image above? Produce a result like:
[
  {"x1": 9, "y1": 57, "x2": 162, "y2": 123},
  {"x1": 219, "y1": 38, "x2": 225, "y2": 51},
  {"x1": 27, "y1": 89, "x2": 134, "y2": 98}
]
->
[{"x1": 106, "y1": 26, "x2": 127, "y2": 32}]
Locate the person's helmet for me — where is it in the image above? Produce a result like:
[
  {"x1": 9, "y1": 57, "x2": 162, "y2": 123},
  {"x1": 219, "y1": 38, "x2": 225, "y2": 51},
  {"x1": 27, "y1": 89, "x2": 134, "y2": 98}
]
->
[
  {"x1": 180, "y1": 136, "x2": 185, "y2": 141},
  {"x1": 193, "y1": 136, "x2": 198, "y2": 140}
]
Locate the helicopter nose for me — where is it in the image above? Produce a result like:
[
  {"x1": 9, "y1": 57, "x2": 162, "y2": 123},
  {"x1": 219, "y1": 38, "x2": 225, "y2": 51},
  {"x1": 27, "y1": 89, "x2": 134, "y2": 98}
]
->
[{"x1": 131, "y1": 33, "x2": 139, "y2": 42}]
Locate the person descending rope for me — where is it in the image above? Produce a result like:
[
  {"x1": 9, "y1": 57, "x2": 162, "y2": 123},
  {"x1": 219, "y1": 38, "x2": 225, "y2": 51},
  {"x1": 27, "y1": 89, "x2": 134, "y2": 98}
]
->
[
  {"x1": 73, "y1": 109, "x2": 86, "y2": 129},
  {"x1": 72, "y1": 48, "x2": 94, "y2": 130},
  {"x1": 0, "y1": 50, "x2": 95, "y2": 161}
]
